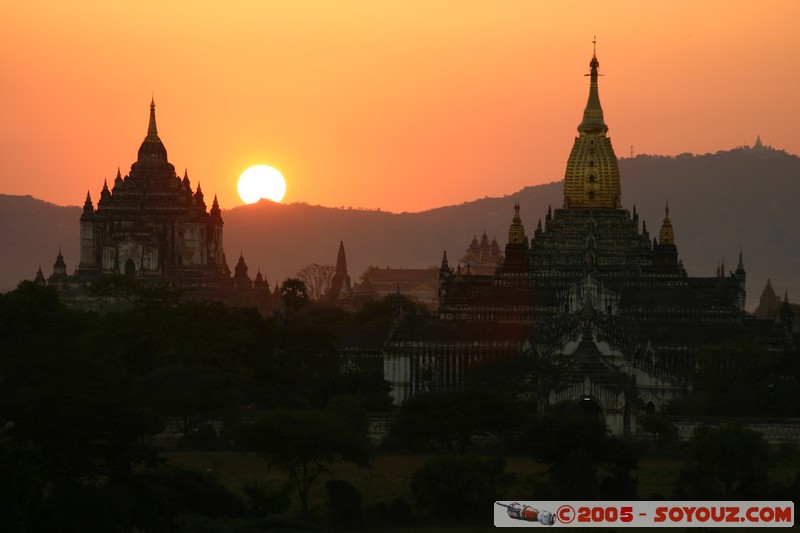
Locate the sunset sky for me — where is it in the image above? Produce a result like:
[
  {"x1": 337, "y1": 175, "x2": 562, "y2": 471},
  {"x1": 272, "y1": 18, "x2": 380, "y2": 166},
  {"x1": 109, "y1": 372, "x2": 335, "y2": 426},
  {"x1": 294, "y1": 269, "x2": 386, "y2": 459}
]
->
[{"x1": 1, "y1": 1, "x2": 798, "y2": 213}]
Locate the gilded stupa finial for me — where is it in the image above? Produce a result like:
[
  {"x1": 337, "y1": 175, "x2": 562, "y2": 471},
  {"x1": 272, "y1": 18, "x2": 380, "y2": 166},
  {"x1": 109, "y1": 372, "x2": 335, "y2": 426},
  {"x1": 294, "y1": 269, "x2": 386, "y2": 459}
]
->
[
  {"x1": 147, "y1": 97, "x2": 158, "y2": 139},
  {"x1": 562, "y1": 42, "x2": 620, "y2": 209},
  {"x1": 507, "y1": 201, "x2": 526, "y2": 244},
  {"x1": 579, "y1": 39, "x2": 606, "y2": 134}
]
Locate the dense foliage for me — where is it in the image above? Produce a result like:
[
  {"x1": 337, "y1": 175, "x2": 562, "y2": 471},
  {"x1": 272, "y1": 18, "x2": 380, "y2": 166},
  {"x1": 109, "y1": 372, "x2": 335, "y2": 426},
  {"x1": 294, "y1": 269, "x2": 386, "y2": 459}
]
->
[
  {"x1": 1, "y1": 280, "x2": 798, "y2": 530},
  {"x1": 0, "y1": 281, "x2": 390, "y2": 530}
]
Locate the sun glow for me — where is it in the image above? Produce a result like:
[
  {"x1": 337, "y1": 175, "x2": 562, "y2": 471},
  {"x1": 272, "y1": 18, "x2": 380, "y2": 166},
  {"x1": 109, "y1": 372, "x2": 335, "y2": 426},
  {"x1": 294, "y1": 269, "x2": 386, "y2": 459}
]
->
[{"x1": 237, "y1": 165, "x2": 287, "y2": 204}]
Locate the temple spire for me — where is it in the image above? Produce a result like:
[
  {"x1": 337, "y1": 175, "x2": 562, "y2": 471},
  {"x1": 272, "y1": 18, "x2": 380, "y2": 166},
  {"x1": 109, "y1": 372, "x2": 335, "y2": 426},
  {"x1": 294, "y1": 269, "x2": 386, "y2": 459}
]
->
[
  {"x1": 336, "y1": 240, "x2": 347, "y2": 273},
  {"x1": 83, "y1": 191, "x2": 93, "y2": 213},
  {"x1": 137, "y1": 98, "x2": 168, "y2": 162},
  {"x1": 562, "y1": 42, "x2": 621, "y2": 209},
  {"x1": 507, "y1": 201, "x2": 526, "y2": 245},
  {"x1": 578, "y1": 39, "x2": 608, "y2": 135},
  {"x1": 440, "y1": 250, "x2": 449, "y2": 271},
  {"x1": 147, "y1": 97, "x2": 159, "y2": 139},
  {"x1": 328, "y1": 241, "x2": 352, "y2": 300},
  {"x1": 210, "y1": 194, "x2": 221, "y2": 218},
  {"x1": 658, "y1": 201, "x2": 674, "y2": 244}
]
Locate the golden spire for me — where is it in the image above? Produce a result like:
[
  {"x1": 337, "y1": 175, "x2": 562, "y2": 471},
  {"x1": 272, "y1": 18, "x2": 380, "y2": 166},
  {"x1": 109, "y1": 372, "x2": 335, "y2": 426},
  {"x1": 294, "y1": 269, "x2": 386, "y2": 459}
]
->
[
  {"x1": 562, "y1": 40, "x2": 621, "y2": 210},
  {"x1": 146, "y1": 97, "x2": 159, "y2": 139},
  {"x1": 658, "y1": 201, "x2": 674, "y2": 244},
  {"x1": 578, "y1": 37, "x2": 608, "y2": 135},
  {"x1": 507, "y1": 201, "x2": 526, "y2": 244}
]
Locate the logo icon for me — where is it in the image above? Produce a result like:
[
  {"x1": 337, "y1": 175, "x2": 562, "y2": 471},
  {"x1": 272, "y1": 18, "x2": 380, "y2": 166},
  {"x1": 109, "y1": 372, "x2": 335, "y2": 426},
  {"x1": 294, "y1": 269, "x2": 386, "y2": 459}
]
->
[{"x1": 496, "y1": 502, "x2": 556, "y2": 526}]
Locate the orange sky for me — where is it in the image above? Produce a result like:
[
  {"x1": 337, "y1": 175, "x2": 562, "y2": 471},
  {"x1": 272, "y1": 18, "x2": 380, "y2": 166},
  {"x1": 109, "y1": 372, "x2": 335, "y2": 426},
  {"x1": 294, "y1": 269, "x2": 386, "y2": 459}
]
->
[{"x1": 1, "y1": 1, "x2": 799, "y2": 213}]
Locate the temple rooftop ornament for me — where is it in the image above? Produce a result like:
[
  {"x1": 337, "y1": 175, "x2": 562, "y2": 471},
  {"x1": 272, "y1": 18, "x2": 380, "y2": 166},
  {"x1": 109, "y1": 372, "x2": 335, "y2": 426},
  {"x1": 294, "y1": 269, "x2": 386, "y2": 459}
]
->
[
  {"x1": 563, "y1": 39, "x2": 622, "y2": 209},
  {"x1": 137, "y1": 97, "x2": 168, "y2": 163}
]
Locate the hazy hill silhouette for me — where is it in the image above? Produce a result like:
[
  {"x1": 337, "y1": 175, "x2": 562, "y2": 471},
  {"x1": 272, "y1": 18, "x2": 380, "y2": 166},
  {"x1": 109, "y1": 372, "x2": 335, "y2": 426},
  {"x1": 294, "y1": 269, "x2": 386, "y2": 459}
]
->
[
  {"x1": 0, "y1": 195, "x2": 81, "y2": 288},
  {"x1": 3, "y1": 146, "x2": 798, "y2": 311}
]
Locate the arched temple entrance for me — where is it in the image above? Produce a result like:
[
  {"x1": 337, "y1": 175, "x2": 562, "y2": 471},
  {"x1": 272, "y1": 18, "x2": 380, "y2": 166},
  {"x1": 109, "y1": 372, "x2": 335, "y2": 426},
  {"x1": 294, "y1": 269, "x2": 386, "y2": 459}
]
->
[
  {"x1": 124, "y1": 258, "x2": 136, "y2": 276},
  {"x1": 578, "y1": 397, "x2": 605, "y2": 426}
]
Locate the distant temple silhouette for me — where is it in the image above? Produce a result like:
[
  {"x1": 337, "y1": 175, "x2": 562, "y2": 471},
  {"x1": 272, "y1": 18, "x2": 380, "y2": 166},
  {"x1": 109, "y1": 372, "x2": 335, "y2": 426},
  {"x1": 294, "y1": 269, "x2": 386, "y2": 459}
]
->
[
  {"x1": 325, "y1": 233, "x2": 503, "y2": 309},
  {"x1": 35, "y1": 99, "x2": 273, "y2": 311}
]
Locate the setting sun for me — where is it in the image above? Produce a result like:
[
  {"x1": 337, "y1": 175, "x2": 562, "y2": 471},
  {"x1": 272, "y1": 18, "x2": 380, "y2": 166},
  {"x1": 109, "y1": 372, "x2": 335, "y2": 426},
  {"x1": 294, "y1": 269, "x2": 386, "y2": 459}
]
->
[{"x1": 237, "y1": 165, "x2": 287, "y2": 204}]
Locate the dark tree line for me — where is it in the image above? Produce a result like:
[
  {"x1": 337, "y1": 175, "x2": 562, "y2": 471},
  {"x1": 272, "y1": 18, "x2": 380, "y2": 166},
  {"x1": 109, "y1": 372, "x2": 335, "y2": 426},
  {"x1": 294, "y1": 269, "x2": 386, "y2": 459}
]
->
[
  {"x1": 0, "y1": 281, "x2": 392, "y2": 530},
  {"x1": 2, "y1": 280, "x2": 798, "y2": 530}
]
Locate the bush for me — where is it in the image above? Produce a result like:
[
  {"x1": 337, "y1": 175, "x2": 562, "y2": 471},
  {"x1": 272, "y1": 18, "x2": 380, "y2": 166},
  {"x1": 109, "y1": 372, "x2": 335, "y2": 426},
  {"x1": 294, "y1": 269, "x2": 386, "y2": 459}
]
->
[
  {"x1": 525, "y1": 402, "x2": 639, "y2": 499},
  {"x1": 641, "y1": 415, "x2": 679, "y2": 450},
  {"x1": 243, "y1": 481, "x2": 291, "y2": 518},
  {"x1": 126, "y1": 466, "x2": 246, "y2": 530},
  {"x1": 325, "y1": 479, "x2": 362, "y2": 529},
  {"x1": 678, "y1": 424, "x2": 770, "y2": 499},
  {"x1": 410, "y1": 455, "x2": 512, "y2": 524}
]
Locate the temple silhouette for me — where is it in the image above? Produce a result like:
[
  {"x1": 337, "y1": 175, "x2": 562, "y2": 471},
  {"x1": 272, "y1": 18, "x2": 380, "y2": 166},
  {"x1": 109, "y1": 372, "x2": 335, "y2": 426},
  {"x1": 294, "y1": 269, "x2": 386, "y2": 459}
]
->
[
  {"x1": 34, "y1": 99, "x2": 274, "y2": 311},
  {"x1": 360, "y1": 49, "x2": 794, "y2": 435}
]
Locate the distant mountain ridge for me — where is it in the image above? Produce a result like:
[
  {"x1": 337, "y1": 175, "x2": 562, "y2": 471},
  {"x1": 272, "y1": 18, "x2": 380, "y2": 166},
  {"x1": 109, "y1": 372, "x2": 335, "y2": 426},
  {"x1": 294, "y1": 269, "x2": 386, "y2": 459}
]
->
[
  {"x1": 0, "y1": 195, "x2": 81, "y2": 289},
  {"x1": 2, "y1": 146, "x2": 798, "y2": 311}
]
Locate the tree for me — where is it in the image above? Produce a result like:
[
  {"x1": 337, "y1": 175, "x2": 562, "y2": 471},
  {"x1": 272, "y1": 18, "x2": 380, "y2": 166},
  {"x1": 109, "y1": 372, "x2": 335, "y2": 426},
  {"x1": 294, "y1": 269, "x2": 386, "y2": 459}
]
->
[
  {"x1": 641, "y1": 415, "x2": 679, "y2": 449},
  {"x1": 248, "y1": 322, "x2": 340, "y2": 408},
  {"x1": 467, "y1": 354, "x2": 564, "y2": 412},
  {"x1": 0, "y1": 284, "x2": 156, "y2": 483},
  {"x1": 237, "y1": 408, "x2": 370, "y2": 518},
  {"x1": 678, "y1": 424, "x2": 770, "y2": 499},
  {"x1": 297, "y1": 263, "x2": 335, "y2": 300},
  {"x1": 524, "y1": 402, "x2": 638, "y2": 499},
  {"x1": 81, "y1": 299, "x2": 264, "y2": 376},
  {"x1": 123, "y1": 466, "x2": 246, "y2": 530},
  {"x1": 89, "y1": 273, "x2": 182, "y2": 308},
  {"x1": 389, "y1": 388, "x2": 517, "y2": 454},
  {"x1": 314, "y1": 367, "x2": 394, "y2": 411},
  {"x1": 325, "y1": 479, "x2": 362, "y2": 529},
  {"x1": 410, "y1": 455, "x2": 512, "y2": 524},
  {"x1": 0, "y1": 437, "x2": 47, "y2": 532},
  {"x1": 279, "y1": 278, "x2": 310, "y2": 316},
  {"x1": 132, "y1": 365, "x2": 244, "y2": 437},
  {"x1": 356, "y1": 293, "x2": 429, "y2": 328}
]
